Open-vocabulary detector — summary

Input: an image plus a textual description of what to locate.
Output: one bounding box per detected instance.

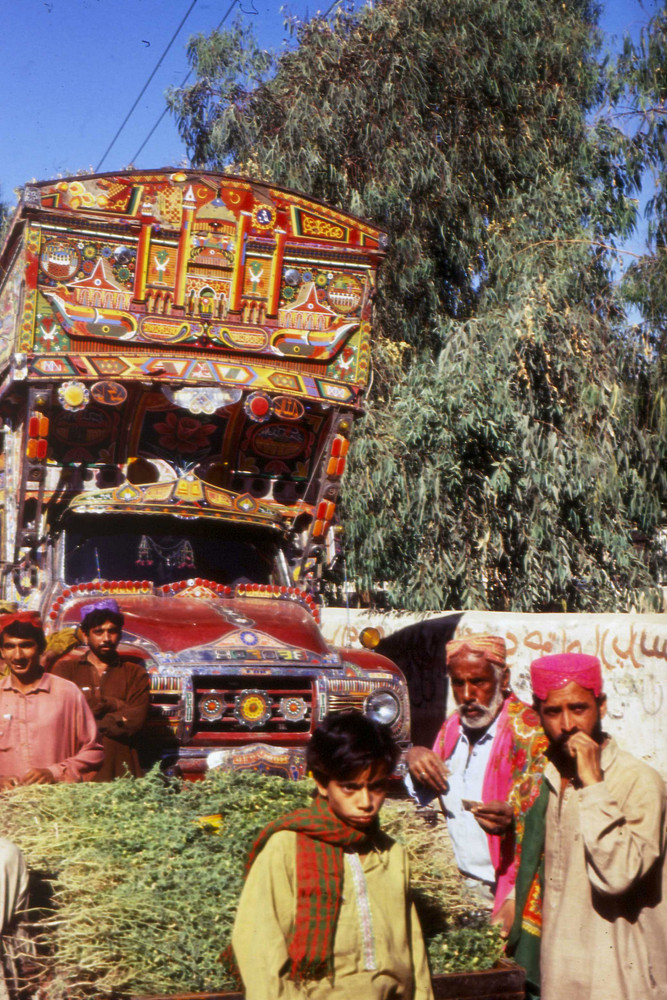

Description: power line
[96,0,200,172]
[322,0,344,17]
[129,0,240,166]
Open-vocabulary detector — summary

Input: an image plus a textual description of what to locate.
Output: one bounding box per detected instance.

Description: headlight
[365,689,400,726]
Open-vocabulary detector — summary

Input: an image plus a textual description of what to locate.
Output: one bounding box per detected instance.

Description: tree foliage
[169,0,663,611]
[610,2,667,582]
[0,191,13,245]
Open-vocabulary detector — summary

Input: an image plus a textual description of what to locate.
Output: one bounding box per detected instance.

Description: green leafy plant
[427,925,505,975]
[0,772,502,997]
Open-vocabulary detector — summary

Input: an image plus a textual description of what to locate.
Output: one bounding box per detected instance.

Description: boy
[232,711,434,999]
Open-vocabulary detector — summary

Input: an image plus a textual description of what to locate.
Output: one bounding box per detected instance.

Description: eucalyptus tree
[613,1,667,585]
[169,0,661,610]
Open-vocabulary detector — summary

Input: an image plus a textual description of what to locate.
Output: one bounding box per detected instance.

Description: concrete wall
[320,608,667,777]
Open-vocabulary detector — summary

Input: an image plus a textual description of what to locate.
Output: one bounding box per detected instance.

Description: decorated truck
[0,169,410,777]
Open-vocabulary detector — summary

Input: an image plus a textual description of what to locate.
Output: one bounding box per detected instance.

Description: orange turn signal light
[359,627,381,649]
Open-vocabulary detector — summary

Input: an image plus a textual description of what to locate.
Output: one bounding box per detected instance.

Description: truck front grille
[191,675,315,736]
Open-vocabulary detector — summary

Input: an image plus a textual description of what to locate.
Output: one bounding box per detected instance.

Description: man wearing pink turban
[509,652,667,1000]
[406,635,547,936]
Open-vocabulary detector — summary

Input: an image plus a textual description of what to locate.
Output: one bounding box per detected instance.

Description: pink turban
[446,634,506,669]
[530,653,603,699]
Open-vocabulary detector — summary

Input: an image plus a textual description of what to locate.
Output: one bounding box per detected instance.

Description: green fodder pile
[0,770,502,998]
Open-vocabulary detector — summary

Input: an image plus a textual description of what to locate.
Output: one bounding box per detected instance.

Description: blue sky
[0,0,310,200]
[0,0,659,257]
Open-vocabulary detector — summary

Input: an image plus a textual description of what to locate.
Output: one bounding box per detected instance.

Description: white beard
[458,685,505,731]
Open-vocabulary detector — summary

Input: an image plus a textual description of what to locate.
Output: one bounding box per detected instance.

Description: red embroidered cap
[0,610,43,633]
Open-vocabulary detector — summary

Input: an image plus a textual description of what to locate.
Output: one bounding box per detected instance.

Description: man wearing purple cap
[51,600,150,781]
[510,652,667,1000]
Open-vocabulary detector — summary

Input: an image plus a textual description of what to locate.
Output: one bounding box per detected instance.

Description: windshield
[63,515,284,587]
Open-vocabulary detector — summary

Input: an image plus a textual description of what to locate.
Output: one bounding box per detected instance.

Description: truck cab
[0,169,409,776]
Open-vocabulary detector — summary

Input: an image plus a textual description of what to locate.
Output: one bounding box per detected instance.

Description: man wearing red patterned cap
[509,652,667,1000]
[0,611,103,786]
[406,634,546,935]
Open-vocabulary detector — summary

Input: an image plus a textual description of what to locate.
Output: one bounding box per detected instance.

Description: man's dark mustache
[551,723,604,748]
[553,731,578,747]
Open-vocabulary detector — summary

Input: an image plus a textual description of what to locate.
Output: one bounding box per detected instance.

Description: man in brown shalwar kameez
[51,599,150,781]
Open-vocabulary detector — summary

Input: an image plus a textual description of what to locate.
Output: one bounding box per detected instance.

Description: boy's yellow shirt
[232,828,434,1000]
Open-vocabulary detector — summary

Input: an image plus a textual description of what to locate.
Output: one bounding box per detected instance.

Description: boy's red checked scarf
[246,795,379,982]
